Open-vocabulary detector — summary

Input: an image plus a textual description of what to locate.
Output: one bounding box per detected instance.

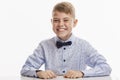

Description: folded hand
[64,70,84,79]
[36,70,57,79]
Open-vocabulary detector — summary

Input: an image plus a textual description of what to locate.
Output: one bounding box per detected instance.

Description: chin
[58,35,66,39]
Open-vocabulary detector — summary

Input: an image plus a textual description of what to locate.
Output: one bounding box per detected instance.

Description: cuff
[81,69,96,77]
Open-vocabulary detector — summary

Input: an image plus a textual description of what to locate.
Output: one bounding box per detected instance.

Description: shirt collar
[54,33,76,43]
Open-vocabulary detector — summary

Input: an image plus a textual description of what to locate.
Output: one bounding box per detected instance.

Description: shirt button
[63,71,65,73]
[64,48,66,50]
[63,59,66,62]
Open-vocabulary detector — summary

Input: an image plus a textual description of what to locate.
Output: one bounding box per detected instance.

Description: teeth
[58,29,65,31]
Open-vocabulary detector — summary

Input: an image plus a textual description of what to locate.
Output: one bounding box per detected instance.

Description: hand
[36,70,57,79]
[64,70,84,79]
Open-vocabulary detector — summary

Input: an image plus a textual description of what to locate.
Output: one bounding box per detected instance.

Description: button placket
[62,70,65,73]
[62,47,67,74]
[63,59,66,62]
[63,47,66,63]
[63,47,66,50]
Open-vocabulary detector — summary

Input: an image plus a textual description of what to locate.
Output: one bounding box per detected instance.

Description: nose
[59,20,64,27]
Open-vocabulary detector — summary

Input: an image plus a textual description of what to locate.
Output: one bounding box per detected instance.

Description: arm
[20,43,45,77]
[82,41,112,77]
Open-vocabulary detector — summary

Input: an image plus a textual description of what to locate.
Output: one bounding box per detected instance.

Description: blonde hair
[52,2,75,18]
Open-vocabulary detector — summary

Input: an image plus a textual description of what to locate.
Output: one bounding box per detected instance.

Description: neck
[58,33,72,41]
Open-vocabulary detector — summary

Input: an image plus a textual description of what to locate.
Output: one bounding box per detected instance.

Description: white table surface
[0,76,112,80]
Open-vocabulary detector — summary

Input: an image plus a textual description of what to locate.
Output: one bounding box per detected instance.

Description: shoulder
[75,37,90,45]
[38,37,56,46]
[74,37,94,50]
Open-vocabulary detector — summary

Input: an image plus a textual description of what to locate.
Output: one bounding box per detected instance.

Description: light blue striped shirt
[20,34,111,77]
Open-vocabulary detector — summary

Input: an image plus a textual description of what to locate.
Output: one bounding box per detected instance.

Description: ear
[51,19,53,24]
[73,19,78,27]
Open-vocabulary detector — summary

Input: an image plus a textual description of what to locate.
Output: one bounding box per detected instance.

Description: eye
[53,19,59,23]
[64,19,69,22]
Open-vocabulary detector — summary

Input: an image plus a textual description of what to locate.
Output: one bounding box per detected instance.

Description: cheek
[52,24,57,32]
[65,23,73,28]
[52,23,58,27]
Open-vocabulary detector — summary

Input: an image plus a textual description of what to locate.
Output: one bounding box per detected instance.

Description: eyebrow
[64,17,70,19]
[53,17,70,19]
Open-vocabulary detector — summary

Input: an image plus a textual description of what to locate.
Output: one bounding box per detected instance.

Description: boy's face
[51,11,78,41]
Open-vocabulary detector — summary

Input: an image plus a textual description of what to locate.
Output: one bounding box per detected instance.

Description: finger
[65,73,73,78]
[46,72,53,79]
[64,73,68,78]
[39,71,47,79]
[44,73,50,79]
[64,70,72,77]
[73,71,82,78]
[70,74,74,78]
[72,74,78,79]
[46,74,51,79]
[64,72,69,78]
[68,71,74,78]
[50,71,57,78]
[69,71,77,79]
[68,72,75,79]
[68,72,74,78]
[74,72,81,79]
[46,70,57,79]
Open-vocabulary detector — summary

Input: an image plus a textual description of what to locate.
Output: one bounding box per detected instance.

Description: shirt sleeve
[81,41,112,77]
[20,43,45,77]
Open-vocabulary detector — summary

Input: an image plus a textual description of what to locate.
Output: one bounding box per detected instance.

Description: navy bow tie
[56,41,72,48]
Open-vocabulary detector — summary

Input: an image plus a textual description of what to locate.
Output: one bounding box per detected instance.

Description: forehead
[52,11,72,19]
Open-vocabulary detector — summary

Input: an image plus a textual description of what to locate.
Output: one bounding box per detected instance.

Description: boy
[20,2,111,79]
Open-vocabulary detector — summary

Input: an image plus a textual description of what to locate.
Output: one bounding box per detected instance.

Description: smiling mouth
[57,28,67,32]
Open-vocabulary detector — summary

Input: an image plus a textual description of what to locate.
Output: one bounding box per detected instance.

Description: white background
[0,0,120,79]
